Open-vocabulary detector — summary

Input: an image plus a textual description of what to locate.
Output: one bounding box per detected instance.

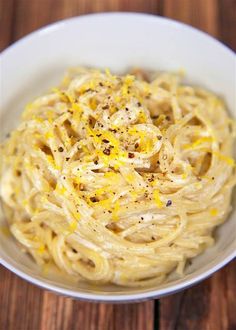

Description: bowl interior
[0,13,235,301]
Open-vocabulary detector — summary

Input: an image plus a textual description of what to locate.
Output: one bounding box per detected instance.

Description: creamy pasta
[0,67,235,287]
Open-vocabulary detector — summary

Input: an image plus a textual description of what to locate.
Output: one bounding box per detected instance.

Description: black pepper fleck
[128,152,135,158]
[103,148,111,156]
[90,197,98,203]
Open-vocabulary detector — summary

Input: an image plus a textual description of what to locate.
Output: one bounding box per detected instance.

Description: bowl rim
[1,12,235,58]
[0,12,235,302]
[1,250,235,302]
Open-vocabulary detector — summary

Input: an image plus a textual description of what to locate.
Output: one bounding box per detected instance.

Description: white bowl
[0,13,235,302]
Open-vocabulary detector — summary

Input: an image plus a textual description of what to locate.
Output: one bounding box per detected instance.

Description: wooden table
[0,1,235,329]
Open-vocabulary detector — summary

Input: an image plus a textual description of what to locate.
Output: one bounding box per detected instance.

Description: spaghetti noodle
[0,67,235,286]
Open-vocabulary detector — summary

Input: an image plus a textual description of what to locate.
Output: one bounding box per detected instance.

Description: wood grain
[159,260,236,330]
[0,0,235,329]
[10,0,162,42]
[163,0,219,36]
[0,0,15,51]
[218,0,236,50]
[0,265,154,330]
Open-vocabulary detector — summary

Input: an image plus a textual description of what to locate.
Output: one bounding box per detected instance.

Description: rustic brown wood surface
[0,0,235,329]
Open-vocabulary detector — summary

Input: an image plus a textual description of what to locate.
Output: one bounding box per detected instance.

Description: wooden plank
[218,0,236,50]
[0,0,15,51]
[159,260,236,330]
[0,265,153,330]
[39,292,153,330]
[0,266,44,330]
[113,301,154,330]
[163,0,219,36]
[11,0,162,42]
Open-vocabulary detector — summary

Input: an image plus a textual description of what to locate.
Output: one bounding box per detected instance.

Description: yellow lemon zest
[55,184,67,195]
[112,200,120,221]
[89,98,98,110]
[46,155,61,170]
[154,114,166,126]
[52,88,73,103]
[153,190,164,208]
[37,244,45,254]
[182,173,188,179]
[69,220,78,232]
[139,111,148,123]
[184,137,214,150]
[210,208,218,216]
[213,152,235,167]
[45,131,54,140]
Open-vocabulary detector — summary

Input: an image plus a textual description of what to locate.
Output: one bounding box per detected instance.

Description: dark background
[0,1,235,329]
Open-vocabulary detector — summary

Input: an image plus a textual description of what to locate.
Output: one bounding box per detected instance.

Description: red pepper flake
[102,139,109,143]
[66,157,70,161]
[103,148,111,155]
[135,142,139,149]
[128,152,135,158]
